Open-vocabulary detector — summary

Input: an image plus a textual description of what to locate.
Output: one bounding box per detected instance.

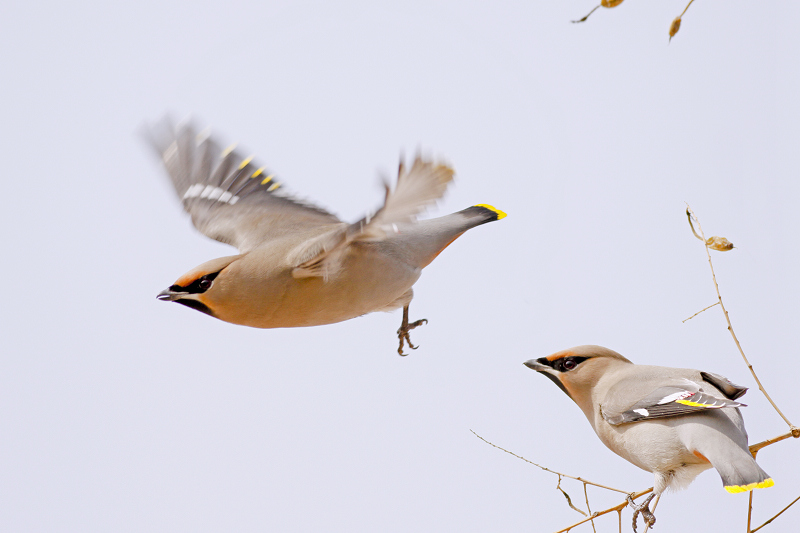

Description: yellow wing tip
[725,478,774,493]
[475,204,507,220]
[676,399,714,407]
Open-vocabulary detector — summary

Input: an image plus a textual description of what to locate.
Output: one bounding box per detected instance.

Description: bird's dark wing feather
[602,382,746,426]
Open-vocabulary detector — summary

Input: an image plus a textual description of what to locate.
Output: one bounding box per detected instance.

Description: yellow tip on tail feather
[725,478,774,493]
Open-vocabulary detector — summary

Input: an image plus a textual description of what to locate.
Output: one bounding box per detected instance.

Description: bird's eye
[198,278,213,291]
[562,359,578,371]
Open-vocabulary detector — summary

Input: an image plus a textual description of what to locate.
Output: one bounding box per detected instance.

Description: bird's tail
[391,204,506,268]
[460,204,507,224]
[707,447,774,493]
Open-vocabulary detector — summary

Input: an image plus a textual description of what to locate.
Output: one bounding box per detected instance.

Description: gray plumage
[524,345,773,529]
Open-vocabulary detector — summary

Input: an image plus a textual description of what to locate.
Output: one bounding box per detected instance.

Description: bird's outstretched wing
[602,377,746,426]
[145,117,343,252]
[292,157,455,279]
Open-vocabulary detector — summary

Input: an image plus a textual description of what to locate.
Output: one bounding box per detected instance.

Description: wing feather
[145,116,342,252]
[292,156,455,278]
[602,384,746,426]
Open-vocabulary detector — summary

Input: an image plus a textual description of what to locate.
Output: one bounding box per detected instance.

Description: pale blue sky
[2,2,799,531]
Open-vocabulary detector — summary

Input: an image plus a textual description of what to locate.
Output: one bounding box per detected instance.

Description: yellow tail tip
[725,478,774,493]
[474,204,506,220]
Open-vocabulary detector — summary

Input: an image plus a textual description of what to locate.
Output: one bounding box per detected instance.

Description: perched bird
[146,117,505,355]
[524,345,773,531]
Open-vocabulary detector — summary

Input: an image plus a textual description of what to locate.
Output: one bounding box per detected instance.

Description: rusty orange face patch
[175,272,201,287]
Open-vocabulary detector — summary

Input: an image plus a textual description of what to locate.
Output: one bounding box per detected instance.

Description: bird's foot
[397,318,428,356]
[627,494,656,532]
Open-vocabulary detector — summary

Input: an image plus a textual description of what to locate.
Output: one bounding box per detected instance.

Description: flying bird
[147,117,505,355]
[524,345,772,531]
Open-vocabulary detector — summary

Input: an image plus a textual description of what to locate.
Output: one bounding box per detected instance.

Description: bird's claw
[397,319,428,356]
[627,494,656,532]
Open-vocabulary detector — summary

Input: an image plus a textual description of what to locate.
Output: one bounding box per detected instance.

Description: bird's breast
[207,244,421,328]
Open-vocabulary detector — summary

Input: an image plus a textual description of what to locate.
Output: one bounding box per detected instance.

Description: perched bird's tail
[702,444,774,493]
[390,204,506,268]
[718,454,774,493]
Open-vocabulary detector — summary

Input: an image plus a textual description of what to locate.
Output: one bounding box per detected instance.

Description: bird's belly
[217,251,421,328]
[275,271,418,327]
[596,420,709,475]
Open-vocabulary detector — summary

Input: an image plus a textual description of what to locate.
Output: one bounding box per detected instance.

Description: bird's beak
[156,288,186,302]
[523,359,550,372]
[523,358,572,399]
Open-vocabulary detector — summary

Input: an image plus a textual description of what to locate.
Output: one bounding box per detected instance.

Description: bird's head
[156,255,242,317]
[524,345,632,404]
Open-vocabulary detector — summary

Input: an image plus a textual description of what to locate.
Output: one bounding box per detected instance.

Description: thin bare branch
[749,430,800,455]
[470,430,630,494]
[679,0,696,19]
[572,4,601,24]
[751,494,800,532]
[686,206,797,431]
[682,301,719,322]
[748,490,755,533]
[553,489,654,533]
[557,475,588,516]
[583,483,597,533]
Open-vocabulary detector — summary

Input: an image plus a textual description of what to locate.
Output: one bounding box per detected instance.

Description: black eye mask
[171,272,220,294]
[536,356,588,373]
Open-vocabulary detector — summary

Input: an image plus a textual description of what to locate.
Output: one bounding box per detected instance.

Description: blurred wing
[602,380,746,426]
[145,116,342,252]
[292,156,454,278]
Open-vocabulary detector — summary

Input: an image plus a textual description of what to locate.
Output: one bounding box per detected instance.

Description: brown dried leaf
[669,16,682,42]
[706,236,735,251]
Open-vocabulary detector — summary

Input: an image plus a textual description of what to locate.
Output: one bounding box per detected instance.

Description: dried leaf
[687,209,734,251]
[706,236,735,251]
[669,17,682,42]
[686,208,704,241]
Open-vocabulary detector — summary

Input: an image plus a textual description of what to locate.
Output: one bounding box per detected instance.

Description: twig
[572,4,600,24]
[553,489,654,533]
[472,430,658,532]
[686,206,797,431]
[679,0,696,19]
[583,483,597,533]
[470,430,630,494]
[749,431,799,455]
[557,474,588,516]
[751,494,800,532]
[682,301,719,322]
[748,434,800,532]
